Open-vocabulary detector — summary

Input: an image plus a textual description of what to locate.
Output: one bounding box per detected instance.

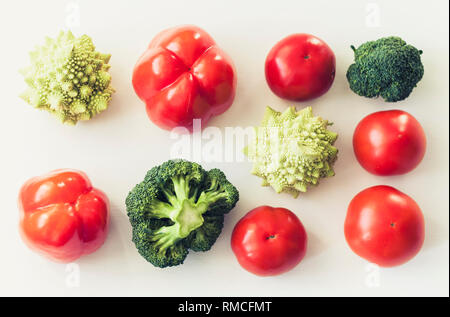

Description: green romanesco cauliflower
[244,106,338,197]
[20,31,115,124]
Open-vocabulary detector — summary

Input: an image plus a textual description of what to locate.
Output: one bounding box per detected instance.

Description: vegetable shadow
[303,230,326,261]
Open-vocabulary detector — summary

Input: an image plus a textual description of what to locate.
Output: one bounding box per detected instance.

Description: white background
[0,0,448,297]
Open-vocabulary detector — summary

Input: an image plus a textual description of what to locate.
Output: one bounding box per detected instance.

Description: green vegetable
[244,106,338,197]
[20,31,115,124]
[126,159,239,268]
[346,36,424,102]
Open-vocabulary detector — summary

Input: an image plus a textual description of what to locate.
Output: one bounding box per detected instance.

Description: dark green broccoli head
[198,169,239,215]
[346,36,424,102]
[125,159,239,268]
[131,220,189,268]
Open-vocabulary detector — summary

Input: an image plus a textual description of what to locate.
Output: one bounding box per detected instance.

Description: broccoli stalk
[149,174,229,250]
[126,160,239,268]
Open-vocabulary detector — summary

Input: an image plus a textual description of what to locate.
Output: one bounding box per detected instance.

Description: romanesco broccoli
[244,106,338,197]
[20,31,115,124]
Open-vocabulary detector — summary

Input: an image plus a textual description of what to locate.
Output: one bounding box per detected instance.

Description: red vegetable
[344,185,425,267]
[132,25,237,132]
[18,169,109,262]
[231,206,307,276]
[265,33,335,101]
[353,110,426,176]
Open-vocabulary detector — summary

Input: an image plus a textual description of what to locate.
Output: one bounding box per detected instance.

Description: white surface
[0,0,448,297]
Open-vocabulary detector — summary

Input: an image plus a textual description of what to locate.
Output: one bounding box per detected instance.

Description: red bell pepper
[18,169,109,262]
[132,25,237,132]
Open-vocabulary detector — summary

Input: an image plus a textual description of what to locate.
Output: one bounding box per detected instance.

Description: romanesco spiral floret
[20,31,114,124]
[244,106,338,197]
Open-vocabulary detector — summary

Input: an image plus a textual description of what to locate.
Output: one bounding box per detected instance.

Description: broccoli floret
[20,31,115,124]
[126,159,239,268]
[198,169,239,216]
[244,106,338,198]
[346,36,424,102]
[186,215,224,252]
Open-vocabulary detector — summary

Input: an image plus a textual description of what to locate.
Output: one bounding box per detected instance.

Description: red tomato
[265,33,336,101]
[18,169,109,262]
[344,185,425,267]
[353,110,426,176]
[132,25,237,132]
[231,206,307,276]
